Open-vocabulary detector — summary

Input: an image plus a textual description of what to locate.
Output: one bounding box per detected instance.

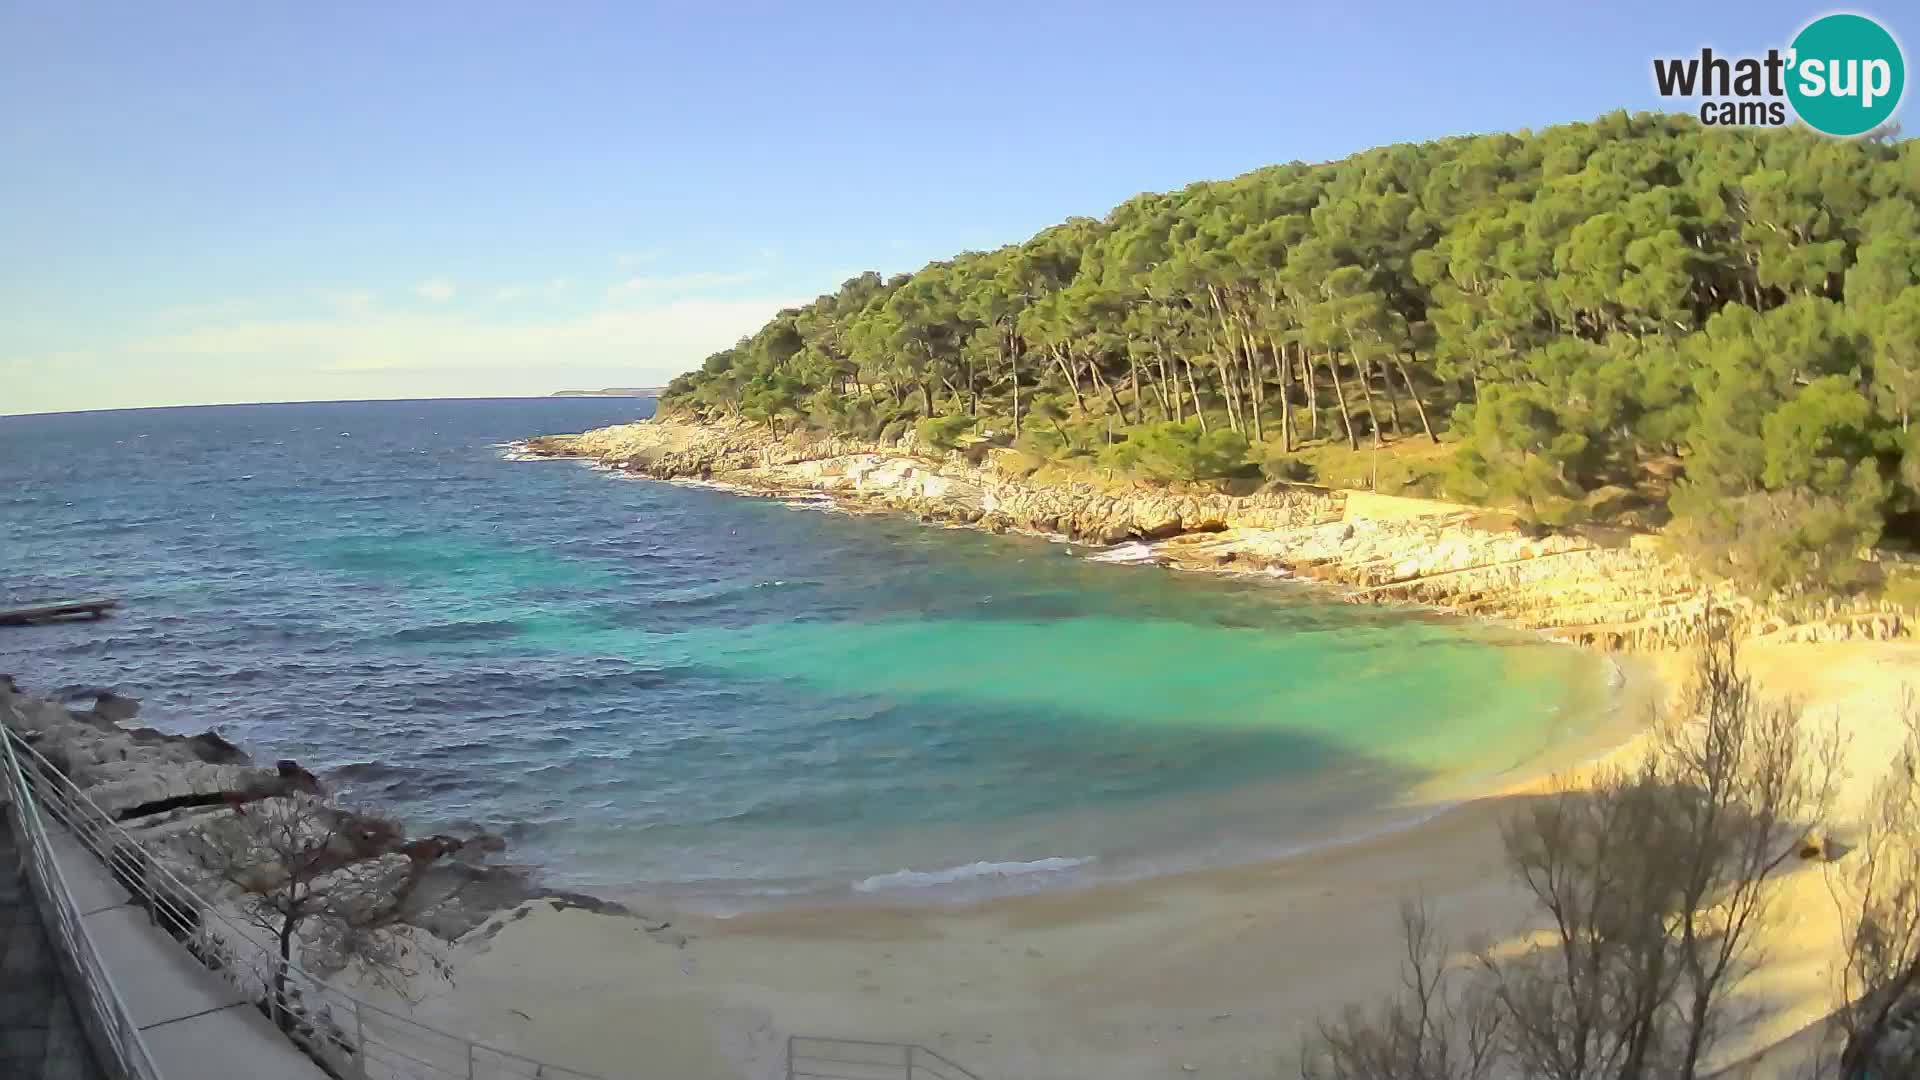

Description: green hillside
[663,112,1920,596]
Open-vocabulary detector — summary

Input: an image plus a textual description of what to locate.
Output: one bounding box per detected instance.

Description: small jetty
[0,599,119,626]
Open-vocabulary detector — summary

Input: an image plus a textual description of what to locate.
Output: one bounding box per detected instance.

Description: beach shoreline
[528,572,1649,920]
[411,641,1914,1080]
[450,418,1920,1078]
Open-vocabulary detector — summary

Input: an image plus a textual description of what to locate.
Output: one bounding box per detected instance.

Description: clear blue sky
[2,1,1911,414]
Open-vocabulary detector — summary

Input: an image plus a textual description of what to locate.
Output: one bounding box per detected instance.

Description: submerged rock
[183,730,249,765]
[87,689,142,723]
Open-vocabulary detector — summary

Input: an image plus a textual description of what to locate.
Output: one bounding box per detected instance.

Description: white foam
[665,477,761,496]
[495,441,570,463]
[1084,540,1161,565]
[852,856,1094,893]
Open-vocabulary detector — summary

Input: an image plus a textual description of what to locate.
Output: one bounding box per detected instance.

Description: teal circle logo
[1787,13,1905,136]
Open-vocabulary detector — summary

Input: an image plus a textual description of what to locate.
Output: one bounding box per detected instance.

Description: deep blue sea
[0,399,1608,908]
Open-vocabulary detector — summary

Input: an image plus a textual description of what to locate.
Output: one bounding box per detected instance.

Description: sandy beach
[386,641,1920,1080]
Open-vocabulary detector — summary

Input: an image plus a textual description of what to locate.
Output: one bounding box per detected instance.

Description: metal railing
[787,1036,982,1080]
[1,721,164,1080]
[2,724,606,1080]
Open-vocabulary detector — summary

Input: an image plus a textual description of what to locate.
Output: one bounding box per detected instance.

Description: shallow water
[0,399,1608,906]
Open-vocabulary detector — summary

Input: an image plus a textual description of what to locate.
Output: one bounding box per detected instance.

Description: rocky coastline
[0,678,622,950]
[521,416,1913,651]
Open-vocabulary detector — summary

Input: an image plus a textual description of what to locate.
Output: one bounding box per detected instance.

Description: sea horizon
[0,392,659,421]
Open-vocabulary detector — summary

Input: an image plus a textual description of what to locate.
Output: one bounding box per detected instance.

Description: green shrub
[1262,454,1316,484]
[915,414,975,450]
[1109,421,1251,483]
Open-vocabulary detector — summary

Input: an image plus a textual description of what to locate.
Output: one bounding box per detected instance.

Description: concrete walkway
[46,827,328,1080]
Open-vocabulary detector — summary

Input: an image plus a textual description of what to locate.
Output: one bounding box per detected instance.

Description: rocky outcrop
[0,684,603,943]
[515,417,1914,651]
[1155,521,1735,649]
[524,418,1344,544]
[5,691,317,815]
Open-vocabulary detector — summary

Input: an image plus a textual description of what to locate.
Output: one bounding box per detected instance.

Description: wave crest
[852,856,1094,893]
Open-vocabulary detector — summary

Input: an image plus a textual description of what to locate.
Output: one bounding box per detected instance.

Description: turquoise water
[0,399,1607,906]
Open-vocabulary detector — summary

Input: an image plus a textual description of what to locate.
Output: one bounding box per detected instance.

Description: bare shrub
[1300,899,1502,1080]
[192,794,442,1029]
[1301,614,1835,1079]
[1829,690,1920,1076]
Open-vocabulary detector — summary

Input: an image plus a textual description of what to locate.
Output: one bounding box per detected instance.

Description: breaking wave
[853,856,1095,893]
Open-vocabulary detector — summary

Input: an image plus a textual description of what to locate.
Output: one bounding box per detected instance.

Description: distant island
[550,387,664,398]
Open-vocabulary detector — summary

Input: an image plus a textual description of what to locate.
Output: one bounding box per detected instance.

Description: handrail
[0,721,164,1080]
[787,1036,982,1080]
[2,723,608,1080]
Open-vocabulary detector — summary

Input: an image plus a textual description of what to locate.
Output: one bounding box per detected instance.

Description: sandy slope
[405,642,1920,1080]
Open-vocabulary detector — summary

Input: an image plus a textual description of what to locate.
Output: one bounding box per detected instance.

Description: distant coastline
[549,386,664,398]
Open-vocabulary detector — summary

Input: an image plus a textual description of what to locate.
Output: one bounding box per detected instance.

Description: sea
[0,398,1613,910]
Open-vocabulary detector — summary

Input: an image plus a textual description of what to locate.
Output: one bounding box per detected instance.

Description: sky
[2,1,1913,415]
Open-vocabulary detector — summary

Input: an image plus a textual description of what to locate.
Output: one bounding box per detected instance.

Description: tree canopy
[662,113,1920,596]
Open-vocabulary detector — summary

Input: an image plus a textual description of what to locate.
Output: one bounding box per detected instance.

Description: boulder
[88,690,141,724]
[184,731,249,766]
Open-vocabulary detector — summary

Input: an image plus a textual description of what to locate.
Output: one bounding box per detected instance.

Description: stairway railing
[1,720,163,1080]
[2,723,606,1080]
[787,1035,982,1080]
[7,718,992,1080]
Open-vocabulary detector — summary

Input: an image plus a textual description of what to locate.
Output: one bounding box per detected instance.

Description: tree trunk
[1241,329,1264,443]
[1270,336,1293,453]
[1090,362,1125,419]
[1156,352,1179,421]
[1678,982,1714,1080]
[1203,326,1240,433]
[1374,357,1403,436]
[1212,352,1242,434]
[1010,341,1021,437]
[1349,351,1383,448]
[1393,353,1438,443]
[1300,345,1320,439]
[1323,351,1358,450]
[920,381,934,417]
[1163,357,1178,421]
[1126,353,1145,425]
[1050,345,1087,412]
[1182,357,1208,433]
[1617,942,1670,1080]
